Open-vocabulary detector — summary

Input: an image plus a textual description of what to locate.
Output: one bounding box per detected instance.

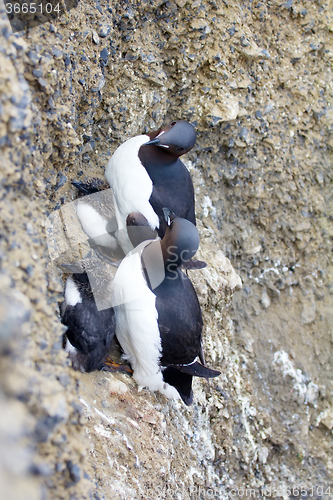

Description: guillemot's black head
[144,120,196,158]
[161,208,199,269]
[140,209,200,290]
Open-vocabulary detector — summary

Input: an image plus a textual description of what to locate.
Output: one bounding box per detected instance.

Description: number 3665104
[5,3,61,14]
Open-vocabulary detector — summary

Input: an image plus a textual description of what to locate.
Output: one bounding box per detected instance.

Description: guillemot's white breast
[105,134,160,254]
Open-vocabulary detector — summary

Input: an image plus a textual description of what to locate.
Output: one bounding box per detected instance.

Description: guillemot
[105,120,196,254]
[60,272,131,374]
[112,209,220,405]
[60,273,115,372]
[59,211,158,373]
[73,120,206,268]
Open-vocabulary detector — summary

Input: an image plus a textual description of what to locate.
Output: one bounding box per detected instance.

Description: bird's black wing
[62,302,115,371]
[156,274,203,366]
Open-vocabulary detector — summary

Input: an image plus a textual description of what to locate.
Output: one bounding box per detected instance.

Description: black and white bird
[59,212,157,373]
[60,273,116,372]
[112,209,220,405]
[73,120,205,267]
[105,120,197,254]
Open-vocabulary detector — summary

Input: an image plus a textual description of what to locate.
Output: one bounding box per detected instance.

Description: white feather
[64,337,85,372]
[64,337,77,355]
[76,202,118,249]
[65,276,82,306]
[105,135,160,254]
[112,242,179,400]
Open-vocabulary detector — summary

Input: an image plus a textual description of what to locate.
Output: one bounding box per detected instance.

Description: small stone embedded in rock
[99,48,108,62]
[240,127,249,143]
[55,173,67,190]
[92,30,100,44]
[34,415,64,443]
[98,25,111,37]
[30,463,53,476]
[316,408,333,430]
[9,110,28,132]
[66,461,81,483]
[145,66,167,87]
[24,264,34,277]
[228,25,236,36]
[235,39,271,60]
[64,55,71,67]
[38,78,48,88]
[32,69,43,78]
[107,377,128,395]
[57,374,71,388]
[90,76,105,92]
[13,40,27,52]
[140,52,157,64]
[48,97,56,108]
[52,47,63,58]
[240,36,250,47]
[191,18,210,32]
[206,98,239,125]
[258,446,269,464]
[261,288,271,308]
[310,42,321,51]
[28,51,40,64]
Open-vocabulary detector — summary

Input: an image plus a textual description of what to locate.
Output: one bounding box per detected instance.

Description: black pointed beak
[145,138,161,146]
[162,207,172,225]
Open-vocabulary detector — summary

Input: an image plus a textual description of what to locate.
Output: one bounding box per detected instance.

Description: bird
[105,120,196,253]
[59,211,158,373]
[60,272,131,374]
[112,209,220,405]
[73,120,206,267]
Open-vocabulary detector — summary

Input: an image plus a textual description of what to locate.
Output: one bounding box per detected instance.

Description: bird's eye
[171,122,176,127]
[177,147,183,151]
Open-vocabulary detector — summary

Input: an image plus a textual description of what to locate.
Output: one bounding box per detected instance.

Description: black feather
[162,367,193,406]
[61,273,115,372]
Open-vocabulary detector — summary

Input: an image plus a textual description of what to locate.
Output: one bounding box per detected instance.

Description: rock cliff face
[0,0,332,498]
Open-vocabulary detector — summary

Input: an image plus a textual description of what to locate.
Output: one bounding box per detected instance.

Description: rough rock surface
[0,0,332,499]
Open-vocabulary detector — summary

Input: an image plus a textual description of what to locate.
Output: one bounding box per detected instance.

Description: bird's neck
[138,145,178,179]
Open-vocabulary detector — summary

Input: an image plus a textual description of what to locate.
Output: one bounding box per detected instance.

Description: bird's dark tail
[173,361,221,378]
[72,178,108,195]
[180,258,207,270]
[162,367,193,406]
[163,362,220,405]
